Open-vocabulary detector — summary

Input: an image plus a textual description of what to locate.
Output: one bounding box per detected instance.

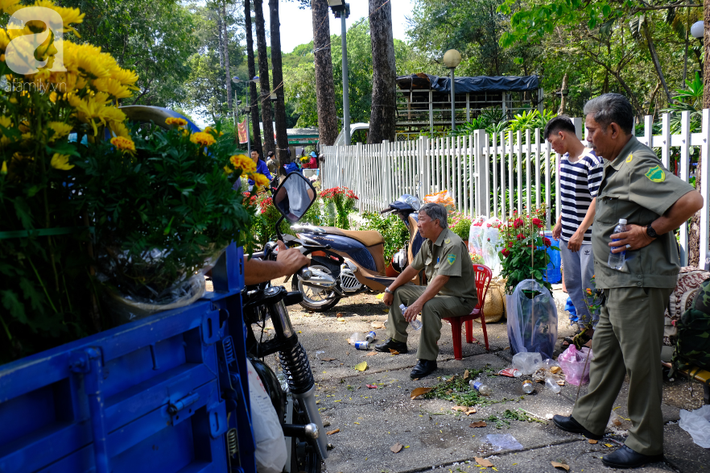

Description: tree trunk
[244,0,262,154]
[253,0,275,156]
[642,19,672,105]
[269,0,289,167]
[368,0,397,144]
[311,0,338,146]
[220,1,233,112]
[557,73,568,116]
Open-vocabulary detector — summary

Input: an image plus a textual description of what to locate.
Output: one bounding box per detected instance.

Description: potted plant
[0,1,262,360]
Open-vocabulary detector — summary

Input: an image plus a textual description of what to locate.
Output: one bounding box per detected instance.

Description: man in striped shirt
[546,117,604,342]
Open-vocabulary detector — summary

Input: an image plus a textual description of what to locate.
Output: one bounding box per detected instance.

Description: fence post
[356,142,363,212]
[382,140,391,208]
[701,110,710,269]
[661,113,671,169]
[419,136,428,198]
[680,111,691,266]
[525,129,531,212]
[516,130,523,214]
[535,128,541,209]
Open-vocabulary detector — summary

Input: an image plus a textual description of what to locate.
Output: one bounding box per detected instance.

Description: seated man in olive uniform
[375,203,478,379]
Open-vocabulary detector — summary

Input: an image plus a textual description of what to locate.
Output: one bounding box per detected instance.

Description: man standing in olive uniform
[375,203,478,379]
[553,94,703,469]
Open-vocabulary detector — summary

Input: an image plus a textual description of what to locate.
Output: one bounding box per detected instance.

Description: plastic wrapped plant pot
[506,279,558,359]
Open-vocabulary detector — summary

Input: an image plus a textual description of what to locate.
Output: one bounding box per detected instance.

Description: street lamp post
[232,75,259,155]
[443,49,462,132]
[328,0,350,146]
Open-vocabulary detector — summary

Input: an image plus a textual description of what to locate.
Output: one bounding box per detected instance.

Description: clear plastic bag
[246,359,288,473]
[506,279,558,360]
[467,217,502,276]
[558,345,593,386]
[679,405,710,448]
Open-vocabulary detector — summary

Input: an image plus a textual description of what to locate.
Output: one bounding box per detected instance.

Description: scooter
[241,173,333,473]
[289,194,426,311]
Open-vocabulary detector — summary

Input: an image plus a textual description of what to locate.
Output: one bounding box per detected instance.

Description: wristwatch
[384,287,393,294]
[646,224,658,239]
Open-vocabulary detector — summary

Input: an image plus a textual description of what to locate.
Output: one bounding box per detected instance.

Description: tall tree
[244,0,262,153]
[253,0,276,155]
[269,0,290,165]
[368,0,397,143]
[311,0,338,146]
[218,1,234,112]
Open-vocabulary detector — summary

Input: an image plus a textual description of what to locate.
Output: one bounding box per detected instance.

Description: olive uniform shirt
[410,228,478,304]
[593,136,696,289]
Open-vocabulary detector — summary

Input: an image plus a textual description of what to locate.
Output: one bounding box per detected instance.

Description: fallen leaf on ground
[353,361,368,372]
[390,443,403,453]
[366,352,378,357]
[588,439,598,444]
[326,429,340,435]
[375,293,385,300]
[556,379,565,386]
[469,421,487,428]
[389,349,400,355]
[371,321,386,329]
[366,384,377,389]
[336,317,346,322]
[604,443,614,448]
[321,357,336,362]
[550,366,562,374]
[463,369,470,380]
[474,457,493,467]
[410,387,433,399]
[452,406,477,415]
[551,461,569,471]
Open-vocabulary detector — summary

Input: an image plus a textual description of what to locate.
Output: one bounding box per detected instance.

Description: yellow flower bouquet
[0,1,260,361]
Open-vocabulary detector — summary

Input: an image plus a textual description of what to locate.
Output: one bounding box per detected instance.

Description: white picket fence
[321,111,710,268]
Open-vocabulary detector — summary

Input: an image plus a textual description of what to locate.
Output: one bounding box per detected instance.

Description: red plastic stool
[442,264,493,360]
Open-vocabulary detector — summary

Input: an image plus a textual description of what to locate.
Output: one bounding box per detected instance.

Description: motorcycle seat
[319,227,384,247]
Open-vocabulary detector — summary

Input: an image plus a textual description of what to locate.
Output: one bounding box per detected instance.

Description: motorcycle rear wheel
[289,398,323,473]
[293,264,340,312]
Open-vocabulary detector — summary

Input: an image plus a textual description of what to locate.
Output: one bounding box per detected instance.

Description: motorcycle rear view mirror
[273,172,317,224]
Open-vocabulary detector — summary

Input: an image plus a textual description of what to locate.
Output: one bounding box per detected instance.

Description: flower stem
[27,256,59,313]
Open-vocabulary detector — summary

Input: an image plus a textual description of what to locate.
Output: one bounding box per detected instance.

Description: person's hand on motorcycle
[275,241,309,276]
[243,241,309,286]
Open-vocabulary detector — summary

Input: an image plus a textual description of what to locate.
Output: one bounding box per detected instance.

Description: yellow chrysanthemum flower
[34,0,85,35]
[223,165,234,175]
[47,121,72,141]
[165,117,188,127]
[50,153,74,170]
[111,67,139,87]
[230,154,256,173]
[250,172,270,188]
[0,117,13,147]
[204,126,224,137]
[1,161,7,175]
[110,121,130,138]
[69,92,126,133]
[0,0,21,15]
[190,132,216,147]
[93,77,133,99]
[110,136,136,154]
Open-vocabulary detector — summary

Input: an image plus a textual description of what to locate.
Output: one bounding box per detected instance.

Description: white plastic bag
[506,279,558,360]
[679,405,710,448]
[467,217,502,276]
[246,359,287,473]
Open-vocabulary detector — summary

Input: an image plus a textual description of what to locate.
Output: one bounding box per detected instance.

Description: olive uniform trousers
[388,284,475,361]
[572,286,672,456]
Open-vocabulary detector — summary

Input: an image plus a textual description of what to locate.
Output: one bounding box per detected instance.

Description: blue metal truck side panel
[0,243,254,473]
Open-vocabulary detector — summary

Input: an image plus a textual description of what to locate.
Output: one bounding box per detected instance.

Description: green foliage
[449,211,473,241]
[72,123,254,301]
[359,212,410,263]
[422,370,506,407]
[319,187,359,229]
[508,109,556,133]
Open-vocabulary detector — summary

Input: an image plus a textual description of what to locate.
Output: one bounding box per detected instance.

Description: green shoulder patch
[447,253,456,265]
[645,165,665,183]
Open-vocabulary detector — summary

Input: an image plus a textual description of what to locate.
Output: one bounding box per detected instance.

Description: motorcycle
[289,194,426,311]
[241,172,333,473]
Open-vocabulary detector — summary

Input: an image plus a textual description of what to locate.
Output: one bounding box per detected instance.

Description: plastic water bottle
[469,378,492,396]
[608,218,628,270]
[545,376,562,394]
[400,304,422,330]
[365,331,376,343]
